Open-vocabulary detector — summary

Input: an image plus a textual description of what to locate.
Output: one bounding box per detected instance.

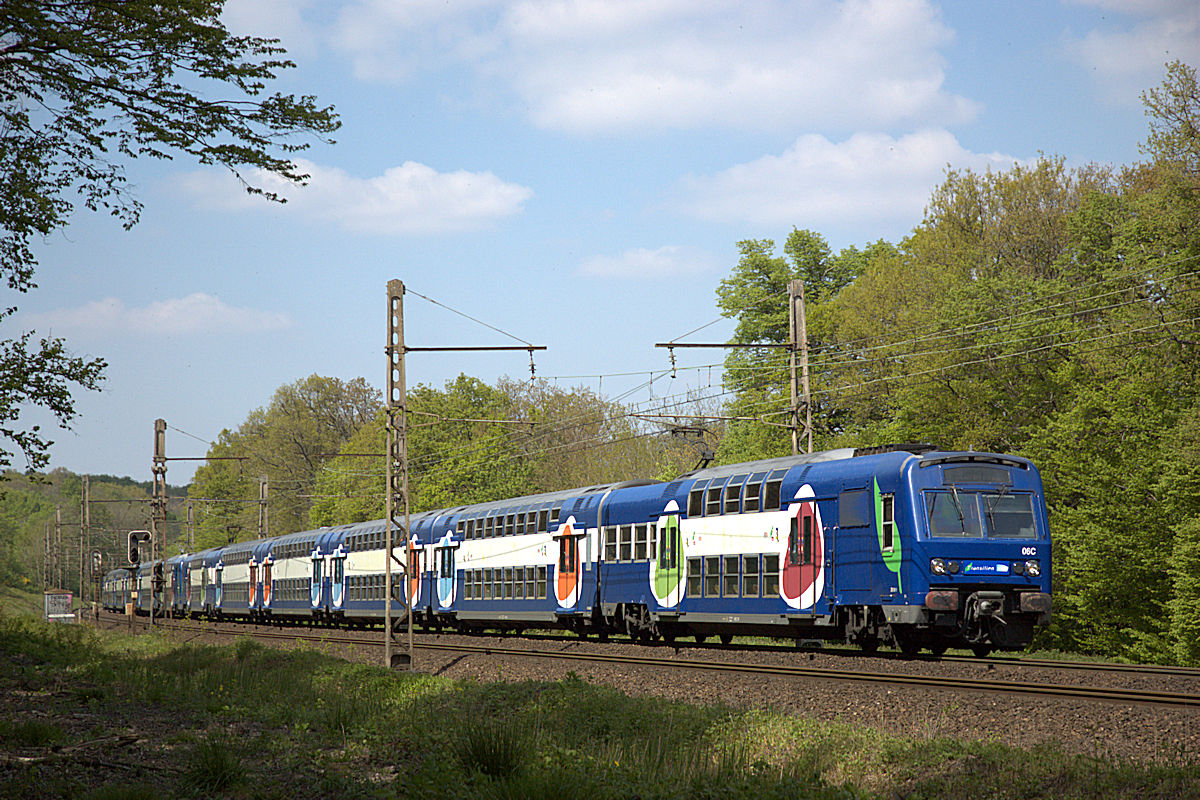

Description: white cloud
[26,294,293,337]
[180,159,533,235]
[673,129,1020,229]
[1065,2,1200,102]
[578,245,718,279]
[223,0,319,58]
[332,0,977,134]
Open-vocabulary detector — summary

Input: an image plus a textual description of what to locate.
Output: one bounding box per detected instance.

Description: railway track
[109,614,1200,710]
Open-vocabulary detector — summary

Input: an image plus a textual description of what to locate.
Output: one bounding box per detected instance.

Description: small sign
[43,591,75,624]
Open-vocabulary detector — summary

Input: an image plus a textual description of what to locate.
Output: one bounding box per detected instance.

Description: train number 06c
[1021,546,1037,556]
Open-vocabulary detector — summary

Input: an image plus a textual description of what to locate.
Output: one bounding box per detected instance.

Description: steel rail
[133,617,1200,709]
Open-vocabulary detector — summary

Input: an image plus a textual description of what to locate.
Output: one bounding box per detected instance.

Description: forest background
[3,61,1198,667]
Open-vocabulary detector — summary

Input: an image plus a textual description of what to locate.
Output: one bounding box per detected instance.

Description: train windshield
[925,490,1037,539]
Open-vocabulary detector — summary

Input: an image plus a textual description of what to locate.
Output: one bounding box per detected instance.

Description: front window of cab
[925,490,1037,539]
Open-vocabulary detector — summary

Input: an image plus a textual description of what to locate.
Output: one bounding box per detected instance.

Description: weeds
[455,718,529,777]
[0,717,66,747]
[183,731,245,794]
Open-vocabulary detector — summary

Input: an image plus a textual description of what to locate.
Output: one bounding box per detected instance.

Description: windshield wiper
[949,485,966,531]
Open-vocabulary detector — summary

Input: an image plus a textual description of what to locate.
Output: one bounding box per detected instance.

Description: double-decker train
[103,444,1051,656]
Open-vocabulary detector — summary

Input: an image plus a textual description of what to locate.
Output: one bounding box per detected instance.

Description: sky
[8,0,1200,485]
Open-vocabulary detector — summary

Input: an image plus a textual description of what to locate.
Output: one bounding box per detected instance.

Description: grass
[0,607,1197,799]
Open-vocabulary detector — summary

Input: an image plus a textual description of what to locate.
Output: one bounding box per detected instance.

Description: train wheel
[719,633,733,645]
[970,644,992,658]
[694,634,707,644]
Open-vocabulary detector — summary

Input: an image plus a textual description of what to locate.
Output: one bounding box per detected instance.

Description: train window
[765,479,783,511]
[788,517,800,565]
[706,484,724,516]
[744,482,761,513]
[525,566,536,598]
[634,524,648,561]
[704,556,720,597]
[538,509,549,532]
[501,567,510,599]
[926,491,983,537]
[514,567,524,599]
[504,513,514,536]
[647,522,657,562]
[802,515,814,564]
[724,483,740,514]
[550,507,561,528]
[537,565,548,599]
[619,526,633,561]
[686,557,702,597]
[526,512,537,534]
[725,477,746,513]
[483,568,492,600]
[603,527,618,561]
[944,465,1012,486]
[688,482,706,517]
[762,554,780,597]
[723,555,740,597]
[880,494,895,551]
[983,493,1037,538]
[839,489,871,527]
[743,555,760,597]
[457,520,465,535]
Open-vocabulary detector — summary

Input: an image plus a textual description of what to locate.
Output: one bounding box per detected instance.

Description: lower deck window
[704,556,720,597]
[762,554,780,597]
[743,555,760,597]
[686,557,702,597]
[723,555,740,597]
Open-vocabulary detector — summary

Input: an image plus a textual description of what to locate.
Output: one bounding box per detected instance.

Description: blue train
[102,445,1052,656]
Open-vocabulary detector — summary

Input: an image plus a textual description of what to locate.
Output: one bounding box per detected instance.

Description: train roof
[677,443,937,482]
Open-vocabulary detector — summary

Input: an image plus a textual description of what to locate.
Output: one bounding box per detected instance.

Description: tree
[190,376,379,544]
[1141,60,1200,179]
[713,231,867,463]
[0,0,339,474]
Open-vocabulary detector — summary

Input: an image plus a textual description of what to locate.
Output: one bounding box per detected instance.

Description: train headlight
[930,558,948,576]
[1025,560,1041,577]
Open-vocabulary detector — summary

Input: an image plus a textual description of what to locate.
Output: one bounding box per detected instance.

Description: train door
[330,546,345,611]
[201,562,210,612]
[651,501,685,609]
[554,516,584,611]
[436,539,459,609]
[310,546,325,612]
[407,542,422,610]
[262,556,274,610]
[214,560,224,609]
[248,559,259,611]
[783,486,826,614]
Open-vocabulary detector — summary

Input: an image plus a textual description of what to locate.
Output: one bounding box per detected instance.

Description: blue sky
[9,0,1199,484]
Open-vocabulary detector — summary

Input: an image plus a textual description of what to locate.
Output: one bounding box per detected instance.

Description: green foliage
[0,0,339,475]
[713,232,890,462]
[183,732,246,794]
[455,718,530,777]
[311,375,690,525]
[713,63,1200,664]
[190,374,380,543]
[4,615,1199,799]
[0,716,66,747]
